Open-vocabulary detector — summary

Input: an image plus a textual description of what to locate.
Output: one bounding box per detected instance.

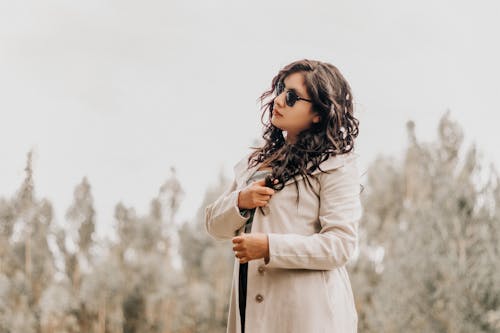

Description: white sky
[1,0,499,241]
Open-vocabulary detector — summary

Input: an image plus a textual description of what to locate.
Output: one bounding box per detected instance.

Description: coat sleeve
[264,156,362,270]
[204,164,252,241]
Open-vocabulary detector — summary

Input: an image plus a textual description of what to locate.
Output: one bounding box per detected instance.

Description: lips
[274,109,283,117]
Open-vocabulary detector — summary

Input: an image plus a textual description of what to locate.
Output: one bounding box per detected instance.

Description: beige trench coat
[204,151,362,333]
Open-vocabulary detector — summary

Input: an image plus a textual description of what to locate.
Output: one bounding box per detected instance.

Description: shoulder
[315,151,359,174]
[318,152,360,202]
[317,151,361,191]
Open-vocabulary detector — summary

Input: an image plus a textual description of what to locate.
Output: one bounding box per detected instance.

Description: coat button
[257,265,265,274]
[255,294,264,303]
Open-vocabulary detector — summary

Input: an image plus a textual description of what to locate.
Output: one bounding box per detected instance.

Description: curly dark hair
[247,59,360,206]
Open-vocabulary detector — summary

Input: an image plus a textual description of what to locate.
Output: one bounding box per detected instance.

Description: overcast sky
[1,0,499,240]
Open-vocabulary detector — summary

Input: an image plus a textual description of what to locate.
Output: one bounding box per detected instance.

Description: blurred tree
[178,168,234,332]
[351,111,500,332]
[0,150,56,332]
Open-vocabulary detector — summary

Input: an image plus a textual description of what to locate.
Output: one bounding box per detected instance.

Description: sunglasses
[274,81,313,107]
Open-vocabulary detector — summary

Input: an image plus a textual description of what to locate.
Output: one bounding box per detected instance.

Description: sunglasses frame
[275,81,313,107]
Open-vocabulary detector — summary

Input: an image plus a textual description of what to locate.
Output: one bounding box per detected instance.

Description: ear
[312,114,321,123]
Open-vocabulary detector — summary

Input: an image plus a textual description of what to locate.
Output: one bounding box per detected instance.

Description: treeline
[0,112,499,332]
[352,112,500,332]
[0,155,231,332]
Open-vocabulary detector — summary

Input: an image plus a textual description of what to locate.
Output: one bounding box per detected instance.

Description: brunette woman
[205,59,362,333]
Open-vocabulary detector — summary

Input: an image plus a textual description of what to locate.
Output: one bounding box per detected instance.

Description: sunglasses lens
[286,91,297,107]
[275,81,284,96]
[275,81,301,107]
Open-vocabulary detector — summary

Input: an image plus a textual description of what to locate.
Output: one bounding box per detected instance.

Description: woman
[205,59,362,333]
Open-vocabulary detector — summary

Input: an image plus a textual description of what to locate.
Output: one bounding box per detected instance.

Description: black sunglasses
[275,81,313,107]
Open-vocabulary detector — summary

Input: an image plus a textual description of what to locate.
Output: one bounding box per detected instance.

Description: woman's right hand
[237,178,278,210]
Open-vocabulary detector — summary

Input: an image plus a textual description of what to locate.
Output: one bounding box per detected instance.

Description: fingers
[233,235,246,260]
[255,186,275,195]
[233,233,250,242]
[252,186,274,207]
[232,234,251,263]
[233,245,248,262]
[253,195,272,208]
[255,177,280,186]
[239,257,249,264]
[253,179,276,193]
[233,244,245,251]
[256,200,269,207]
[251,194,271,207]
[235,251,249,263]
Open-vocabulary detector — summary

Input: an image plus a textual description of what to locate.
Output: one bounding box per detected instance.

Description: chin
[271,123,285,132]
[271,117,285,130]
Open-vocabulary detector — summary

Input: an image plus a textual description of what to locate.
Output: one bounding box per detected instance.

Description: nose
[273,92,285,109]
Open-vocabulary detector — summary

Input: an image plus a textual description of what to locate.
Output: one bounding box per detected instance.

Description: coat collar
[233,151,358,188]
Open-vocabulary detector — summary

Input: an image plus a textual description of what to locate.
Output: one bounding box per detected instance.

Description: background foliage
[1,112,498,332]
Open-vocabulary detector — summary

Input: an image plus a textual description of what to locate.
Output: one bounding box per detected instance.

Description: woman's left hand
[232,233,270,264]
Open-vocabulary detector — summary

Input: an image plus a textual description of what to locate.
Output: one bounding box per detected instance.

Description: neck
[285,132,297,145]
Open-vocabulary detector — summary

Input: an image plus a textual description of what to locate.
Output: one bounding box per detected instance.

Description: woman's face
[271,72,320,144]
